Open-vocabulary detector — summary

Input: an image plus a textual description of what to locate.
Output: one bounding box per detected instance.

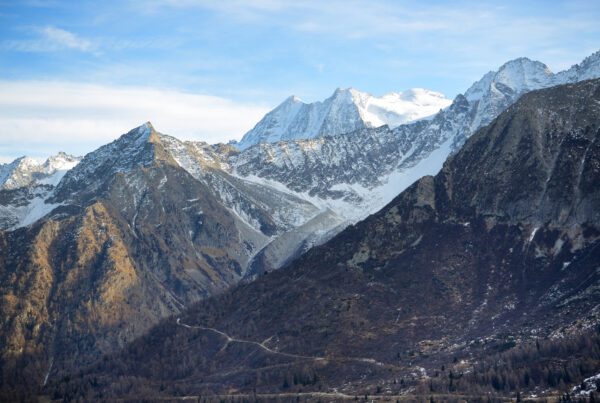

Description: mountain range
[235,87,452,150]
[51,76,600,401]
[0,51,599,400]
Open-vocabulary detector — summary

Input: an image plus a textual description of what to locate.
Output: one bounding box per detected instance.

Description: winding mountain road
[175,318,402,370]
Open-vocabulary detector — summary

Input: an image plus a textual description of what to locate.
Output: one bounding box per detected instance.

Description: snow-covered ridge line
[238,51,600,152]
[236,86,452,150]
[1,51,599,233]
[232,50,600,210]
[0,152,80,190]
[0,151,81,229]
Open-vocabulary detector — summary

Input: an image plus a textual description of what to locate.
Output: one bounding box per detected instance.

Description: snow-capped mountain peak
[0,153,80,190]
[494,57,552,90]
[357,88,452,127]
[465,57,553,102]
[0,151,81,230]
[233,50,600,227]
[237,86,452,149]
[51,122,165,202]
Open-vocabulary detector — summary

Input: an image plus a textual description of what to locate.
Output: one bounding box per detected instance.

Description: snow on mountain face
[0,126,159,230]
[231,99,469,222]
[236,87,452,149]
[464,57,556,130]
[0,121,340,274]
[0,157,39,189]
[463,52,600,131]
[38,152,81,186]
[555,50,600,83]
[0,152,80,229]
[2,51,599,260]
[357,88,453,127]
[53,123,155,202]
[0,152,80,190]
[157,132,325,233]
[232,51,600,224]
[465,58,553,102]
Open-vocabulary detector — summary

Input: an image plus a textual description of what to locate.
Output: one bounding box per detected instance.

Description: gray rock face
[3,52,599,234]
[439,80,600,228]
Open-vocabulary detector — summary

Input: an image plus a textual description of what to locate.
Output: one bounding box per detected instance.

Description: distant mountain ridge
[3,52,599,232]
[230,51,600,220]
[0,152,80,229]
[1,52,599,265]
[0,152,80,191]
[236,52,600,152]
[235,87,452,150]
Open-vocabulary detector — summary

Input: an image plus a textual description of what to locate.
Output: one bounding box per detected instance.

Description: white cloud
[0,26,94,53]
[41,26,92,51]
[0,81,270,160]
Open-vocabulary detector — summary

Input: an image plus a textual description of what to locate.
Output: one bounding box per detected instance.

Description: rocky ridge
[236,87,452,150]
[229,52,600,216]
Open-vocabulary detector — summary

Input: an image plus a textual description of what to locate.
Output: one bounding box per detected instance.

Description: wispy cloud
[0,24,179,57]
[139,0,600,72]
[0,26,93,53]
[0,81,270,160]
[41,26,92,51]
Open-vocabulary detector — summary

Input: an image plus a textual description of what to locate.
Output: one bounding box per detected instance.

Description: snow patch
[12,197,62,229]
[572,372,600,396]
[529,227,539,242]
[238,87,451,149]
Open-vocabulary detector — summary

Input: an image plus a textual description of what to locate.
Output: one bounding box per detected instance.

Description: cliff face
[53,79,600,399]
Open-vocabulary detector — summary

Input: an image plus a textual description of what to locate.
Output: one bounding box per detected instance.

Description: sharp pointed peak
[11,155,28,163]
[328,87,365,102]
[119,121,160,144]
[137,121,155,135]
[272,95,304,110]
[332,86,359,95]
[42,152,81,170]
[14,155,40,166]
[285,95,303,103]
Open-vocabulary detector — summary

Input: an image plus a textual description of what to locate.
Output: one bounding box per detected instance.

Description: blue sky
[0,0,599,161]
